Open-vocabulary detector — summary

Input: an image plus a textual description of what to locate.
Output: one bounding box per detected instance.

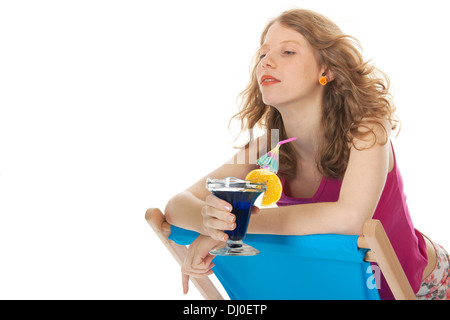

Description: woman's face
[256,22,324,109]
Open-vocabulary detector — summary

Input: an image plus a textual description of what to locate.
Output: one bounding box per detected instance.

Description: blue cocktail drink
[206,177,266,256]
[212,190,261,241]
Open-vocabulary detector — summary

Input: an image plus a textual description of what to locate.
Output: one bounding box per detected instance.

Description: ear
[320,67,335,82]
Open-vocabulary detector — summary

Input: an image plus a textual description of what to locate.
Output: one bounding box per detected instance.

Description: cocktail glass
[206,177,266,256]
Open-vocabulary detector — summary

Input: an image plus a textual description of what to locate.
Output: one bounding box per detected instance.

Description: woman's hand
[201,193,260,241]
[181,234,223,294]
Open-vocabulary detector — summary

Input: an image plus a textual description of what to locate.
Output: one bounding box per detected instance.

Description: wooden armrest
[145,208,224,300]
[362,219,416,300]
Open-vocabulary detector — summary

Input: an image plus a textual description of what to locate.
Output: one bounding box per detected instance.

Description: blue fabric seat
[169,225,380,300]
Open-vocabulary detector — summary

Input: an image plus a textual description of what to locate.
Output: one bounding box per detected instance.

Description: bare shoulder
[348,118,394,173]
[352,118,392,150]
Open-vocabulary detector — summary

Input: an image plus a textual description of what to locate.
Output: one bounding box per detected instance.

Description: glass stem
[227,240,243,249]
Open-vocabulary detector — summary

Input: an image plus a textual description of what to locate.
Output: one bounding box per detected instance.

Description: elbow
[164,194,178,225]
[338,204,372,236]
[346,216,366,236]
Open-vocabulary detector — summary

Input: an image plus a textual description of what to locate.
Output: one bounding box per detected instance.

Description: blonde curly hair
[231,8,399,180]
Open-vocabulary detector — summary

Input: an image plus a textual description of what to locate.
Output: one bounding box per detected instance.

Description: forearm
[247,202,366,236]
[164,191,207,235]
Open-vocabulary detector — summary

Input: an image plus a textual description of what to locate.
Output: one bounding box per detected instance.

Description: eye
[283,51,296,55]
[259,53,267,60]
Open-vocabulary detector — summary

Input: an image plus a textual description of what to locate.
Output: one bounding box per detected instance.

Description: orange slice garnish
[245,169,282,207]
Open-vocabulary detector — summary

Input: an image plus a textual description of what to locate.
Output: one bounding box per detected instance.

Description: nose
[260,53,275,69]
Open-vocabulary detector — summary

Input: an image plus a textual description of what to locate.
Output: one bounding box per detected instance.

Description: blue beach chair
[146,208,416,300]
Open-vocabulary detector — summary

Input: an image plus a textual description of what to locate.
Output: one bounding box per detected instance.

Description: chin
[262,99,286,111]
[262,96,282,108]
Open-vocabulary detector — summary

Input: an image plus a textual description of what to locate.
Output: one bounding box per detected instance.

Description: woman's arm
[164,135,266,235]
[164,190,210,234]
[248,124,392,236]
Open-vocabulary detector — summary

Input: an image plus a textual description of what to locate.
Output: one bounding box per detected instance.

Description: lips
[260,75,281,86]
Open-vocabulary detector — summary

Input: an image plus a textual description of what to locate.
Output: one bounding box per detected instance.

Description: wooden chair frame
[146,207,416,300]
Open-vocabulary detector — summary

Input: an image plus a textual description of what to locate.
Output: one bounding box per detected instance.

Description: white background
[1,0,449,300]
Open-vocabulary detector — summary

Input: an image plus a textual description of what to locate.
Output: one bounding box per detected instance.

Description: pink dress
[276,143,428,299]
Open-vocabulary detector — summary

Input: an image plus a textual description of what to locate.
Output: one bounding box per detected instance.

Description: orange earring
[319,76,328,85]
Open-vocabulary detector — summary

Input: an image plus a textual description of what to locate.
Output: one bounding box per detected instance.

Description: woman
[164,9,449,300]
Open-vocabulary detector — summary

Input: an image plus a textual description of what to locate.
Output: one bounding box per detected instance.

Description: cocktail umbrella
[257,137,297,174]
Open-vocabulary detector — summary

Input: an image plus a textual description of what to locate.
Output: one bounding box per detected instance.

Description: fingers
[202,254,215,269]
[182,272,189,294]
[182,265,215,279]
[182,269,215,295]
[181,235,223,294]
[202,211,233,241]
[209,230,229,242]
[202,220,230,241]
[183,266,215,278]
[202,206,235,229]
[205,193,232,213]
[182,256,215,276]
[204,194,235,221]
[202,194,236,241]
[182,257,215,294]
